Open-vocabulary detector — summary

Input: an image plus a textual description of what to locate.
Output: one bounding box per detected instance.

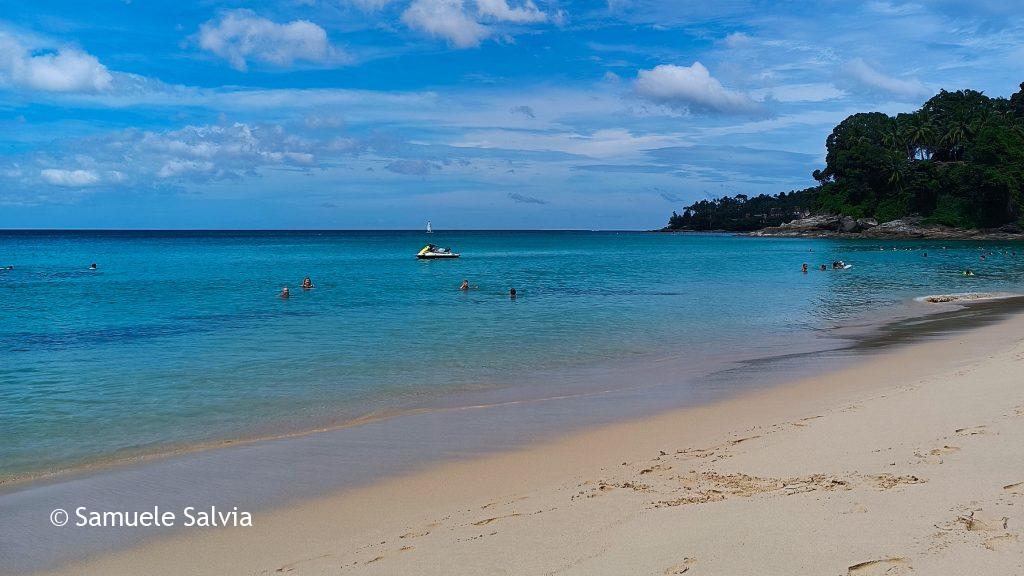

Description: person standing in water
[280,286,291,299]
[509,287,517,299]
[301,276,314,290]
[459,279,469,291]
[802,263,808,273]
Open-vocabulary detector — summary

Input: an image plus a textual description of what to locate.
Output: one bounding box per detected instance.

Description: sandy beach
[33,307,1024,576]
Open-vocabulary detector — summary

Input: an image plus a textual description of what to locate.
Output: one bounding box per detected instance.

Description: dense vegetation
[666,82,1024,231]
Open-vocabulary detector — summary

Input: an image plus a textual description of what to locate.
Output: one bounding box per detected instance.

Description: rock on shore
[750,215,1024,240]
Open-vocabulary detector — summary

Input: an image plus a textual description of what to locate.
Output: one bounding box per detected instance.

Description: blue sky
[2,0,1023,229]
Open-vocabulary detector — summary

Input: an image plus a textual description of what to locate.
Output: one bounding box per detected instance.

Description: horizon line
[0,227,663,233]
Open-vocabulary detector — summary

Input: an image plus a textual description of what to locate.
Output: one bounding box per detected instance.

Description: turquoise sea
[2,230,1024,481]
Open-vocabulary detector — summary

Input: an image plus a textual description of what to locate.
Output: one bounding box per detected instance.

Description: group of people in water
[280,276,516,297]
[800,245,1019,277]
[279,276,315,299]
[802,261,848,273]
[280,276,517,299]
[462,279,516,298]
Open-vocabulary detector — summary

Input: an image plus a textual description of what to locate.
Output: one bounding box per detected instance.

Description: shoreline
[4,298,1022,575]
[2,293,1015,491]
[34,300,1024,575]
[659,228,1024,240]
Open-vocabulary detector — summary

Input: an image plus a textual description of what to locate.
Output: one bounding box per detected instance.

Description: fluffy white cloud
[842,58,929,98]
[196,10,347,71]
[721,31,752,48]
[0,30,112,92]
[401,0,549,48]
[402,0,490,48]
[635,62,763,115]
[39,168,102,186]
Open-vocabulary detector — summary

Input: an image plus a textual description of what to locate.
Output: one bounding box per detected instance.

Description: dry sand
[43,312,1024,575]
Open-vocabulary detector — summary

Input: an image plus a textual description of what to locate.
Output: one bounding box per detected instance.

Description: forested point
[665,82,1024,232]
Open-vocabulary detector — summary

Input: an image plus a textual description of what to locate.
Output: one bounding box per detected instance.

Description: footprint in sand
[678,448,715,459]
[958,512,1008,533]
[1003,481,1024,495]
[472,512,522,526]
[847,557,911,575]
[275,554,335,573]
[728,435,761,445]
[664,557,696,574]
[363,544,416,565]
[869,474,925,490]
[482,496,529,509]
[916,444,960,464]
[400,522,439,539]
[470,509,547,527]
[983,533,1020,551]
[842,503,869,515]
[955,425,987,436]
[791,415,823,428]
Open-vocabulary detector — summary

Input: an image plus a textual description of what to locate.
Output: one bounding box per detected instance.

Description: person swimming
[820,264,827,271]
[460,279,469,291]
[89,263,97,270]
[301,276,314,290]
[280,286,291,298]
[963,269,975,277]
[509,287,517,299]
[802,263,808,273]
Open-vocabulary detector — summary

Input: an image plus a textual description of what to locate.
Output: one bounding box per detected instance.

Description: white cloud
[22,122,320,192]
[401,0,549,48]
[342,0,397,10]
[865,1,924,16]
[634,62,763,115]
[476,0,546,23]
[402,0,491,48]
[0,30,112,92]
[39,168,102,186]
[156,159,215,179]
[196,10,347,71]
[749,83,846,103]
[842,58,929,98]
[721,31,752,48]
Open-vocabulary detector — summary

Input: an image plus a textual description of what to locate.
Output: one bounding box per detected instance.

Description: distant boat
[426,221,433,233]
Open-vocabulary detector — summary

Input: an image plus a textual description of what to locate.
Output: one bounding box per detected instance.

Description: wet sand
[26,302,1024,575]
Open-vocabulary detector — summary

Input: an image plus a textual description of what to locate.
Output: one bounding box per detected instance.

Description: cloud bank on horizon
[1,0,1022,229]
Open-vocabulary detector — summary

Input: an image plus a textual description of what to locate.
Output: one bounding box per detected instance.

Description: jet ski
[417,244,460,259]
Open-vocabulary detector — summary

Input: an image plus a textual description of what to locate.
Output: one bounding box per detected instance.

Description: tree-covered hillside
[666,83,1024,231]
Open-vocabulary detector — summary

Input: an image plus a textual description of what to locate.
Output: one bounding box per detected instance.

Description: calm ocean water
[2,230,1023,481]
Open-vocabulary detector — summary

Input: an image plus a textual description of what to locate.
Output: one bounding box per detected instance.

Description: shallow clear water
[2,230,1022,479]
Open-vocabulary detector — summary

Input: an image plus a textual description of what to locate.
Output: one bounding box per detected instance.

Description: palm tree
[942,108,973,161]
[884,153,908,192]
[902,113,937,161]
[882,117,911,159]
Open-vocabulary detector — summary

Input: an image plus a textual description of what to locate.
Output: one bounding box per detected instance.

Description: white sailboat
[426,220,433,233]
